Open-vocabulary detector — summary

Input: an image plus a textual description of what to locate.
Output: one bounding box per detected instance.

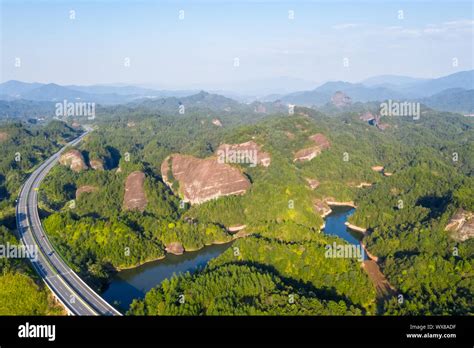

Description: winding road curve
[15,130,122,316]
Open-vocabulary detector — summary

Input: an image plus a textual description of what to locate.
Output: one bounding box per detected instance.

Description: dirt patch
[362,260,396,300]
[0,132,9,142]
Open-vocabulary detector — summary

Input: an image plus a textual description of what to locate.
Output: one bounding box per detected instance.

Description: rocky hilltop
[75,185,98,199]
[161,154,251,205]
[294,133,331,162]
[331,91,352,108]
[445,209,474,241]
[123,171,147,211]
[59,149,88,172]
[216,141,271,167]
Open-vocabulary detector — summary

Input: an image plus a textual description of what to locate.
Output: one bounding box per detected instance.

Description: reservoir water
[103,206,362,313]
[102,242,232,312]
[322,206,362,245]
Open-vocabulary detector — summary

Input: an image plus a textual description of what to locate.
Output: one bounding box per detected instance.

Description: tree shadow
[416,194,451,220]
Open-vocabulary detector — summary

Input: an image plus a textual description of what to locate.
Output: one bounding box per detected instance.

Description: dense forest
[2,96,472,316]
[34,101,473,316]
[0,121,79,315]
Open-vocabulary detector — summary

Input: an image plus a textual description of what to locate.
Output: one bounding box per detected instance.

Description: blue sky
[1,0,473,89]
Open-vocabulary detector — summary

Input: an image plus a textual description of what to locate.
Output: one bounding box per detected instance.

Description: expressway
[15,130,122,316]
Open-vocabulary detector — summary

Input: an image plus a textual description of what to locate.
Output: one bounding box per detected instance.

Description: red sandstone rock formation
[313,199,332,218]
[161,154,250,205]
[212,118,223,127]
[89,159,104,170]
[377,123,390,131]
[165,242,185,255]
[227,225,247,232]
[445,209,474,241]
[75,185,98,199]
[305,178,320,190]
[0,132,9,142]
[359,111,376,122]
[331,91,352,108]
[59,149,88,172]
[216,141,271,167]
[308,133,331,150]
[371,166,384,172]
[123,171,147,211]
[294,133,331,162]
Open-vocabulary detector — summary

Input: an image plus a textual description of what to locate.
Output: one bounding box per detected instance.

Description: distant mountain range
[0,70,472,117]
[279,81,406,106]
[0,81,198,105]
[277,70,474,109]
[418,88,474,114]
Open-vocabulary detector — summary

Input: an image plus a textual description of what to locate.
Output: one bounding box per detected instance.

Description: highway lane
[16,130,122,316]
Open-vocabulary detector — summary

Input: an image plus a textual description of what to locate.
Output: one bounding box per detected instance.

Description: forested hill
[32,102,473,315]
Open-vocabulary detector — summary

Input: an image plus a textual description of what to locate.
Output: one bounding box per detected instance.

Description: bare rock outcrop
[356,182,373,188]
[305,178,320,190]
[313,199,332,218]
[161,154,250,205]
[254,103,267,113]
[377,123,390,131]
[445,209,474,241]
[227,225,247,232]
[216,141,271,167]
[89,159,104,170]
[294,133,331,162]
[59,149,88,172]
[165,242,185,255]
[331,91,352,108]
[371,166,384,172]
[359,111,376,122]
[75,185,98,199]
[212,118,223,127]
[123,171,147,211]
[359,112,390,131]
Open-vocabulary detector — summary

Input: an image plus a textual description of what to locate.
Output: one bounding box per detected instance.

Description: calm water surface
[102,242,232,311]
